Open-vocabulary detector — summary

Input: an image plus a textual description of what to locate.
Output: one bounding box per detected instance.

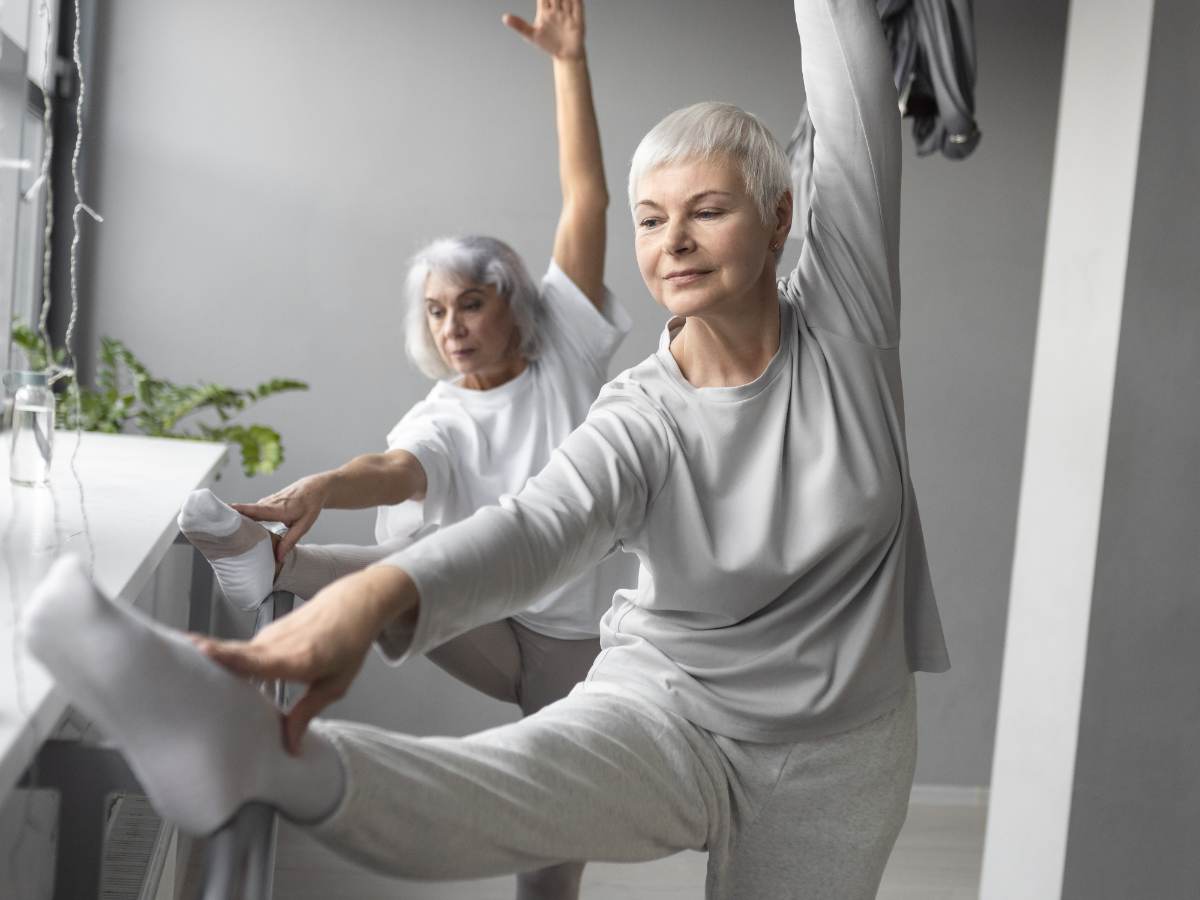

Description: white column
[979,1,1157,898]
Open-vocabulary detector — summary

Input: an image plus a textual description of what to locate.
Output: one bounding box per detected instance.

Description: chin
[658,287,722,319]
[444,354,476,372]
[452,357,502,378]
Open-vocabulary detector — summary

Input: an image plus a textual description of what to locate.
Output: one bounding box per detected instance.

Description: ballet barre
[193,590,297,900]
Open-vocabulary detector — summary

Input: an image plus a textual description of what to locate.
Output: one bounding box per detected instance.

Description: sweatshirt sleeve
[785,0,903,348]
[373,393,667,661]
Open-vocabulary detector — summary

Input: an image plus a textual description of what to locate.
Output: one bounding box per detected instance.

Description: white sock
[179,489,276,611]
[23,557,346,835]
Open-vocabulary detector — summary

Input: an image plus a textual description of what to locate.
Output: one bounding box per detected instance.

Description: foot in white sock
[179,489,275,611]
[23,557,345,835]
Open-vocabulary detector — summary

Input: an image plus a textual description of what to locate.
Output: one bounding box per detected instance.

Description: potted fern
[11,320,307,477]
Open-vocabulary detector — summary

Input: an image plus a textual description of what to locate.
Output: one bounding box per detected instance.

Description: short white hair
[403,235,544,379]
[628,101,791,230]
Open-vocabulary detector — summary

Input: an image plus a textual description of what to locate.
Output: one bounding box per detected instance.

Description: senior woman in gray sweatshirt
[26,0,949,895]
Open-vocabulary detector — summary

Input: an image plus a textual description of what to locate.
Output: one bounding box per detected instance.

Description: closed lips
[665,269,710,284]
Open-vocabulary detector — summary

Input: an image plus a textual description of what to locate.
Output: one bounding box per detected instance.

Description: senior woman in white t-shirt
[26,0,952,896]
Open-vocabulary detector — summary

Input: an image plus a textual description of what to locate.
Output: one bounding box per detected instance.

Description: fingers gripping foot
[179,489,276,611]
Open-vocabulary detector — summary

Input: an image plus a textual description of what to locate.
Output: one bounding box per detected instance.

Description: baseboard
[909,783,989,807]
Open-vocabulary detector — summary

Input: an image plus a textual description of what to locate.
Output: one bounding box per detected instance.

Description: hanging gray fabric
[787,0,980,234]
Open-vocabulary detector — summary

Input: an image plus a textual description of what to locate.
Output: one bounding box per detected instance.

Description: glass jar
[10,371,55,486]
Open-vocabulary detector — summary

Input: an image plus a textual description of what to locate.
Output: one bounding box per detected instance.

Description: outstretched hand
[232,473,332,564]
[193,565,418,754]
[503,0,586,62]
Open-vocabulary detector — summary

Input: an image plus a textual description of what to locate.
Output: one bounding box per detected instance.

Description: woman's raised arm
[792,0,903,348]
[505,0,608,308]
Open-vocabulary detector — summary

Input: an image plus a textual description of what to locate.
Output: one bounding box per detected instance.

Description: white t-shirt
[374,260,635,638]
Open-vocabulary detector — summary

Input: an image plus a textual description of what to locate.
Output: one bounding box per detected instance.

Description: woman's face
[424,272,522,387]
[633,155,784,319]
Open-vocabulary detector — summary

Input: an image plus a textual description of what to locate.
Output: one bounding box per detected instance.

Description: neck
[458,355,527,391]
[669,263,781,388]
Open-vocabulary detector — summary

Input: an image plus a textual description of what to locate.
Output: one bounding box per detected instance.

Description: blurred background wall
[77,0,1070,788]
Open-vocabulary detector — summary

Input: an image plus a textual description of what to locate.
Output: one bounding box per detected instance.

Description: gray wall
[1063,0,1200,894]
[80,0,1068,785]
[900,1,1068,785]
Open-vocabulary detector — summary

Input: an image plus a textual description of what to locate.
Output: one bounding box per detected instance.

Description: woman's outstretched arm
[505,0,608,308]
[791,0,903,348]
[232,450,427,562]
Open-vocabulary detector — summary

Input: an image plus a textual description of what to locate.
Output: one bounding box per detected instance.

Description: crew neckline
[655,297,794,404]
[436,360,535,406]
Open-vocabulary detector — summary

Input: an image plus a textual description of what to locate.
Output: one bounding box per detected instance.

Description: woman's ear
[507,319,523,356]
[773,190,794,247]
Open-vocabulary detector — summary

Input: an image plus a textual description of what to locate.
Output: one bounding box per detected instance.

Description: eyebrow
[426,287,484,304]
[635,189,733,210]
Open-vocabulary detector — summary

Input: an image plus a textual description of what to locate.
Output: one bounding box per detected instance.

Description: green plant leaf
[10,319,65,371]
[251,378,309,400]
[206,424,286,476]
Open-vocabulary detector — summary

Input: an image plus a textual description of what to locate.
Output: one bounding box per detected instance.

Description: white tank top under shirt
[375,260,636,639]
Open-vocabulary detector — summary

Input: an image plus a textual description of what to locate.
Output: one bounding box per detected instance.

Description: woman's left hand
[503,0,586,62]
[193,566,418,754]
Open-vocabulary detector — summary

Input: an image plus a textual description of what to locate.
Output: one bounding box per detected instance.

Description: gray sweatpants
[308,678,917,899]
[279,538,602,898]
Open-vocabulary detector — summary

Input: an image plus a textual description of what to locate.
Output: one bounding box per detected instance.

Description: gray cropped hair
[403,235,544,379]
[628,101,791,245]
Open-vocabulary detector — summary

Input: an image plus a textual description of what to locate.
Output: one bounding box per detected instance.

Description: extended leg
[308,689,723,882]
[276,537,414,600]
[23,557,345,835]
[180,488,415,606]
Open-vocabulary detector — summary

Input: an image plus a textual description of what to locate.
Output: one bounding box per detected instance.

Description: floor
[264,803,987,900]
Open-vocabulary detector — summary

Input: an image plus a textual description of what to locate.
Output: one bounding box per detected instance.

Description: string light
[23,0,101,573]
[33,0,53,356]
[63,0,97,575]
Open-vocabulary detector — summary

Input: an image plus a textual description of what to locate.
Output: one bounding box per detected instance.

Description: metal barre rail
[193,589,296,900]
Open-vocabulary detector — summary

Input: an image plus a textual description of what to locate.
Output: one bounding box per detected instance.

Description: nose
[663,216,694,256]
[444,308,468,338]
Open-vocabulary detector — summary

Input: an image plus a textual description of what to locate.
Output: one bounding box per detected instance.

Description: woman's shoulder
[591,355,683,435]
[598,350,666,397]
[384,383,474,446]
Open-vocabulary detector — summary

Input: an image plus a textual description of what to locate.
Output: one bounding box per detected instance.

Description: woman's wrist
[312,469,343,509]
[359,565,420,636]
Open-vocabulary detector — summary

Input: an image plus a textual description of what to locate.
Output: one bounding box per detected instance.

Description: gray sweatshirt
[380,0,950,743]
